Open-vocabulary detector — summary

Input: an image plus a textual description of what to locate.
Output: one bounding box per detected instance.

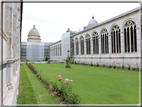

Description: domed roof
[28,25,40,36]
[87,16,98,27]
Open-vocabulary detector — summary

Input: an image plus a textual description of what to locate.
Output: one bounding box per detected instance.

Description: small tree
[45,57,48,61]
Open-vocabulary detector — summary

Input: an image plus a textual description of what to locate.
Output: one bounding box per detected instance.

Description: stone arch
[123,19,137,52]
[111,25,121,53]
[80,35,84,41]
[85,33,90,39]
[109,23,119,33]
[75,37,79,42]
[122,18,136,30]
[99,27,107,35]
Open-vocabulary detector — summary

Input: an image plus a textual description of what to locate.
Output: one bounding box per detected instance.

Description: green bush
[103,64,105,67]
[45,57,48,61]
[109,65,112,68]
[96,63,99,67]
[51,76,81,104]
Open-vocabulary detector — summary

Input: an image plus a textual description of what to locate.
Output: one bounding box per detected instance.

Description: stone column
[129,27,131,53]
[7,61,14,90]
[84,40,86,55]
[108,32,111,64]
[79,40,81,55]
[98,36,101,63]
[136,26,141,71]
[91,37,93,55]
[74,41,76,55]
[13,60,16,76]
[99,36,101,56]
[121,31,124,65]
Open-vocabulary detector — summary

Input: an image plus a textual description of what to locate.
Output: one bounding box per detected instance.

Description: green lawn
[17,64,57,104]
[21,61,47,62]
[33,63,139,104]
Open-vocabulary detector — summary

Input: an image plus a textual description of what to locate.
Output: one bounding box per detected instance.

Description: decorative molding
[0,28,8,41]
[72,56,140,59]
[7,59,15,64]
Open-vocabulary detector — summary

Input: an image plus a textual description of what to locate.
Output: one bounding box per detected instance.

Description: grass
[17,64,57,104]
[17,64,37,104]
[33,63,139,104]
[21,61,47,62]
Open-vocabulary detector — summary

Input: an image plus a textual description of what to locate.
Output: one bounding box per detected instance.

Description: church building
[50,7,141,70]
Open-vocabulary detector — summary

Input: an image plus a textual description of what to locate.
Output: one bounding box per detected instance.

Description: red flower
[47,83,49,85]
[118,62,120,64]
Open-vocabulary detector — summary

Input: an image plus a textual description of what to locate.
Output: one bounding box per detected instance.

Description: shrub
[103,64,105,67]
[96,63,99,67]
[136,62,139,71]
[109,64,112,68]
[122,64,124,69]
[63,93,81,104]
[132,67,135,71]
[51,75,81,104]
[127,64,131,70]
[45,57,48,61]
[113,65,116,69]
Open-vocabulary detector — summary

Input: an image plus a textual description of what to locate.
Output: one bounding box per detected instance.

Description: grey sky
[21,2,140,43]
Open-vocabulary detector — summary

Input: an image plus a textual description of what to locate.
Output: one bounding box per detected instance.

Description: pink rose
[70,80,73,82]
[58,75,62,79]
[118,62,120,64]
[64,82,66,84]
[65,78,69,82]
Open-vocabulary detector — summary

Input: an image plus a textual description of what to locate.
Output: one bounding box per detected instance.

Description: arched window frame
[124,20,137,53]
[75,38,79,55]
[111,25,121,53]
[101,29,109,54]
[92,32,99,54]
[80,36,84,55]
[86,34,91,54]
[71,39,74,55]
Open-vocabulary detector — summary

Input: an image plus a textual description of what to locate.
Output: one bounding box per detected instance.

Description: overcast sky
[21,2,140,43]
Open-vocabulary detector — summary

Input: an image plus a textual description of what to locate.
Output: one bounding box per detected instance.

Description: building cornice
[73,6,140,36]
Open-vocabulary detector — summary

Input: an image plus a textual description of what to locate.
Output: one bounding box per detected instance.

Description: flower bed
[26,62,81,104]
[70,61,139,71]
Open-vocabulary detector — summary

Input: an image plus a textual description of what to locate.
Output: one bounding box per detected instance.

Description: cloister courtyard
[17,63,139,104]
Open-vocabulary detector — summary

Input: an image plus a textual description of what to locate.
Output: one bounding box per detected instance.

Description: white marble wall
[0,2,22,105]
[50,42,62,61]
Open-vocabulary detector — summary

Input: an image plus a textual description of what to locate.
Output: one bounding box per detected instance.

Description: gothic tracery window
[101,29,109,54]
[80,36,84,55]
[111,25,121,53]
[86,34,91,54]
[93,32,99,54]
[75,38,79,55]
[72,39,74,55]
[124,20,137,52]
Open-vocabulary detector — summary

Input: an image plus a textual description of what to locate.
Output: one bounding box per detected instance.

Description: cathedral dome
[87,16,98,27]
[27,25,41,42]
[28,25,40,36]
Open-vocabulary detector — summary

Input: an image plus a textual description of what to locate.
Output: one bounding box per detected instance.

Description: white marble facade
[50,40,62,61]
[0,1,22,105]
[50,7,141,70]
